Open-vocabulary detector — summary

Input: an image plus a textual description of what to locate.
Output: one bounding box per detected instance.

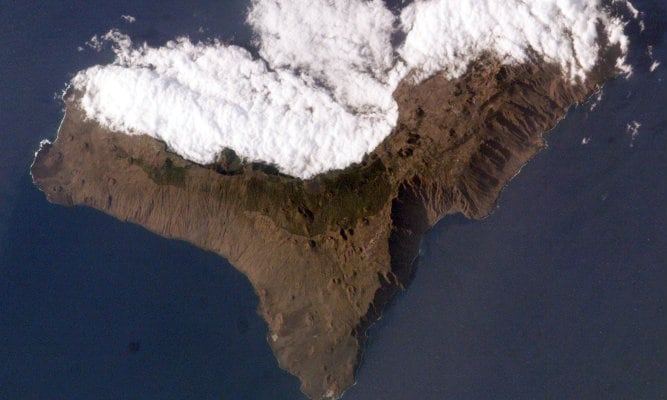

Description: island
[31,40,621,399]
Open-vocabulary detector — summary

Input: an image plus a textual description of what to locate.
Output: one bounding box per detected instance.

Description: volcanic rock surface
[31,54,618,399]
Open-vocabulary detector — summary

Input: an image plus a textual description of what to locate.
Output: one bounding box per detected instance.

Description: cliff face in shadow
[31,55,614,399]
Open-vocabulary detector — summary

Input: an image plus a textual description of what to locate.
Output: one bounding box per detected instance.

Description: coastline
[31,54,621,399]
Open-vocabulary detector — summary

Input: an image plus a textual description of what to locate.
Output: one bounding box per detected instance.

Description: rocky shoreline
[31,53,618,399]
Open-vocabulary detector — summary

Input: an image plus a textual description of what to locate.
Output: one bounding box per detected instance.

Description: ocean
[0,1,664,399]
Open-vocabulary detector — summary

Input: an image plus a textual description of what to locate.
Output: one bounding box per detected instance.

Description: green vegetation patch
[242,158,392,236]
[144,158,188,188]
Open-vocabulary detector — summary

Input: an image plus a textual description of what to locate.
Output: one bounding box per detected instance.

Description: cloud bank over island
[71,0,633,179]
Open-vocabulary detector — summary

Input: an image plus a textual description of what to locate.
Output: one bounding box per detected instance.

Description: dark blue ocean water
[0,1,665,399]
[0,2,303,399]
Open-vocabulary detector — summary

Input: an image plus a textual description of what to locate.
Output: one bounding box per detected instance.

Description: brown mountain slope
[31,54,616,399]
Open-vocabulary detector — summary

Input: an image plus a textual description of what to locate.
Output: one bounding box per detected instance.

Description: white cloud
[70,0,635,179]
[85,35,104,51]
[649,61,660,72]
[589,89,604,111]
[73,37,394,178]
[399,0,630,82]
[121,14,136,23]
[247,0,403,111]
[626,120,641,147]
[85,30,132,53]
